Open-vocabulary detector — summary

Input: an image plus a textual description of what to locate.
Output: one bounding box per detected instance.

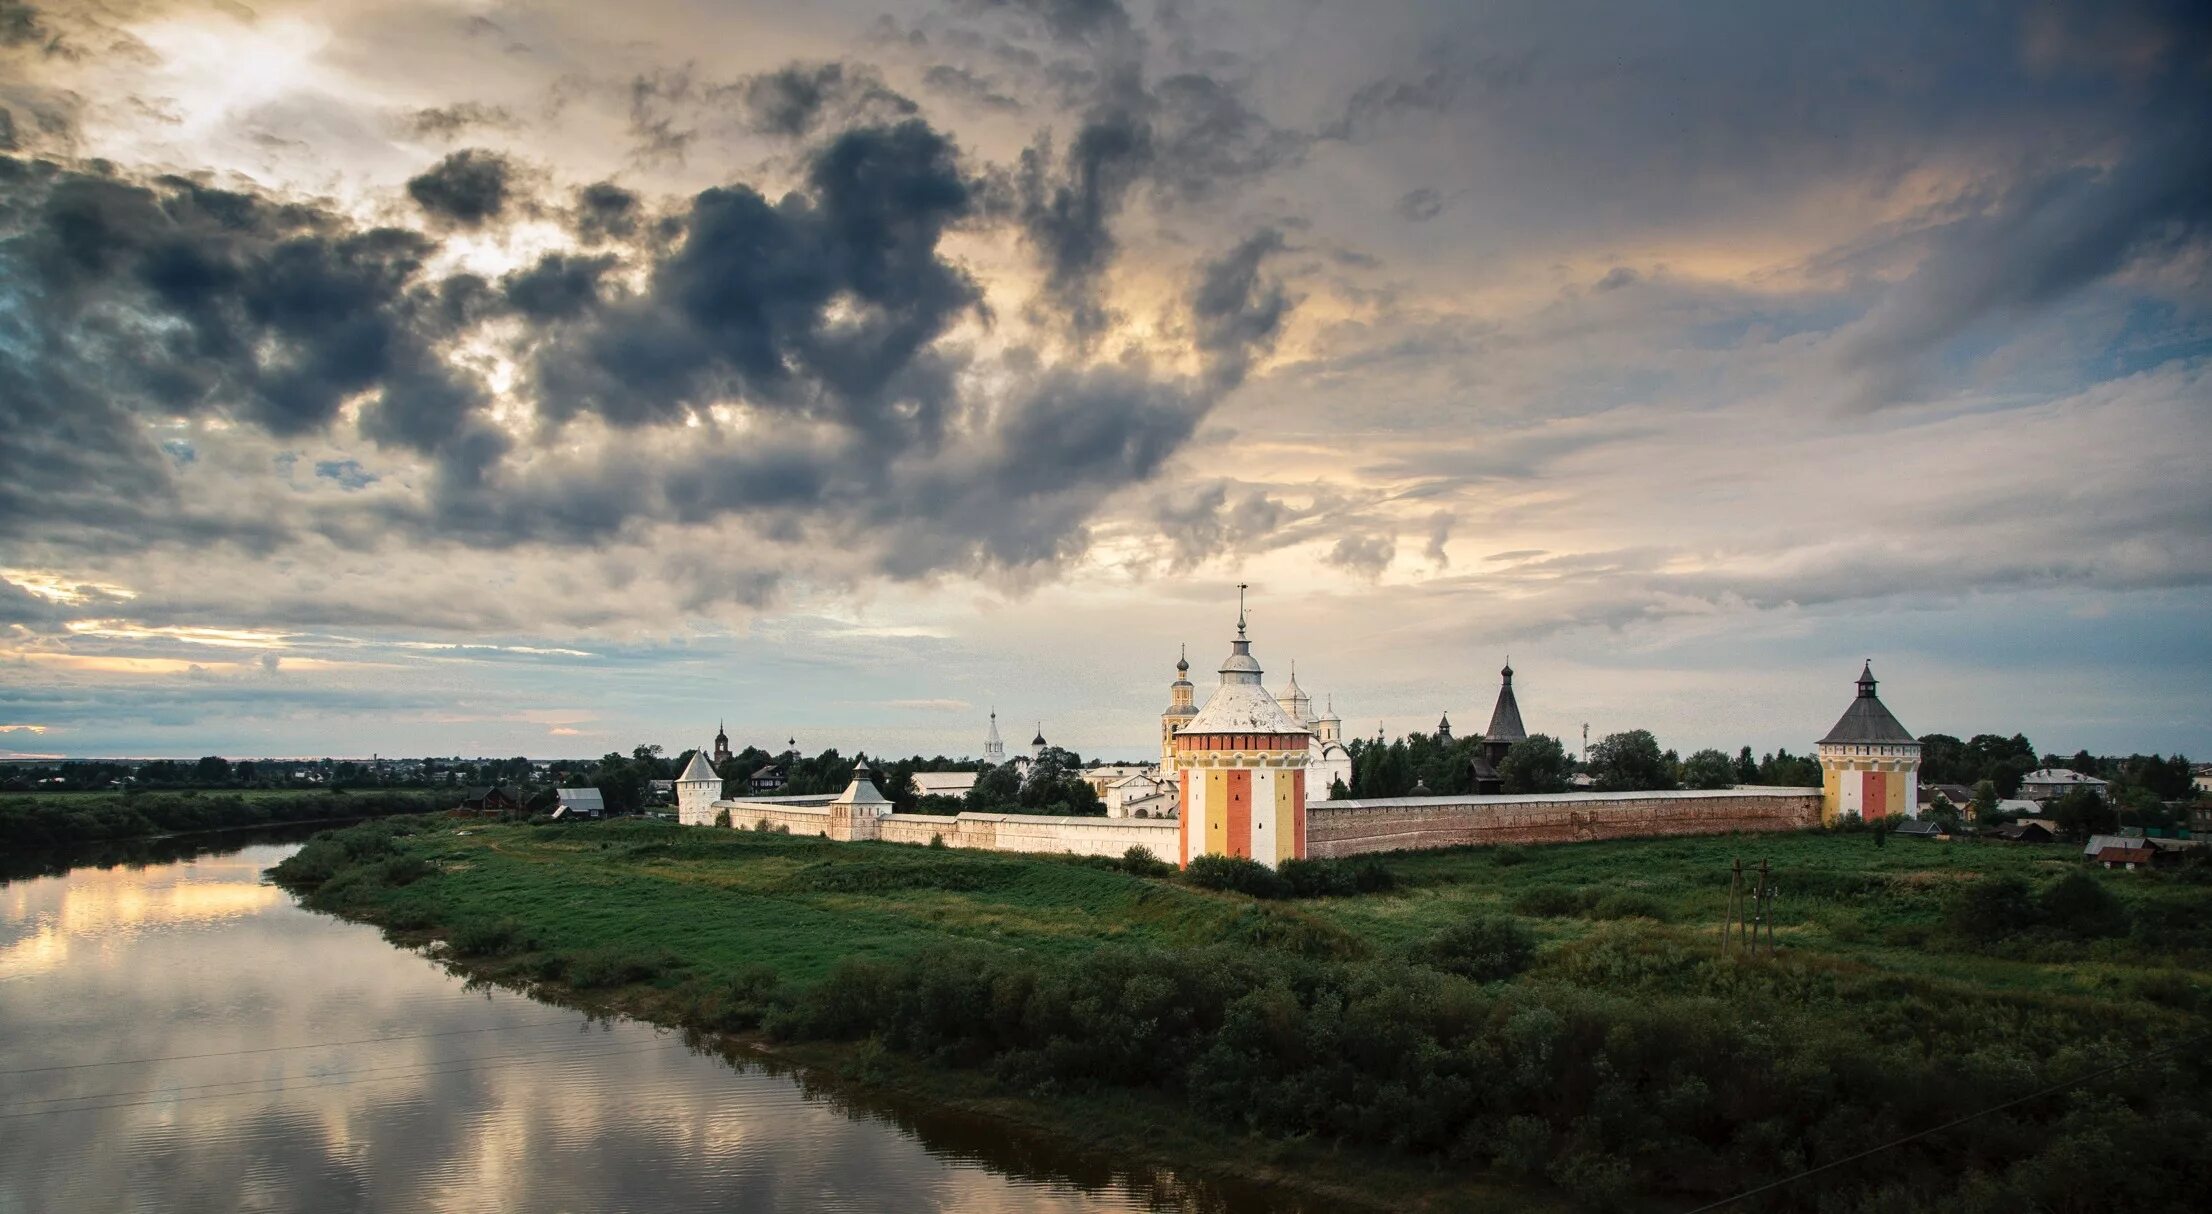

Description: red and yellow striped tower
[1176,589,1312,869]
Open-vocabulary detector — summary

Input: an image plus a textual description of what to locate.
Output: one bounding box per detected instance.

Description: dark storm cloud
[735,61,917,137]
[1190,227,1291,389]
[921,64,1024,113]
[405,148,512,225]
[571,180,640,243]
[0,155,502,546]
[970,0,1303,342]
[501,252,617,320]
[1145,73,1307,204]
[526,117,981,439]
[402,101,518,140]
[1015,101,1151,337]
[1838,114,2212,405]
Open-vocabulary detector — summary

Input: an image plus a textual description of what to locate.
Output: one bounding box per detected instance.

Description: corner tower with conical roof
[675,746,722,826]
[1161,645,1197,774]
[1817,661,1919,824]
[1173,587,1312,869]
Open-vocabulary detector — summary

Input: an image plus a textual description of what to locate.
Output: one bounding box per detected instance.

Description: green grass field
[274,820,2212,1213]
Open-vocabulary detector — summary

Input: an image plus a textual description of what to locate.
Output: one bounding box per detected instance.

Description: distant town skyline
[3,1,2208,761]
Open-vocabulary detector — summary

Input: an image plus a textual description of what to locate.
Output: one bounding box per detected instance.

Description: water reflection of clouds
[2,844,1239,1214]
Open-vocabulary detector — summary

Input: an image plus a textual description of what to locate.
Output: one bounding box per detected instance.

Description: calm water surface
[0,836,1292,1213]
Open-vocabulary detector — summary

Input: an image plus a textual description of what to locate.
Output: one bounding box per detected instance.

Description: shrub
[712,809,731,828]
[448,917,532,957]
[1120,845,1174,877]
[1513,885,1592,917]
[377,854,434,886]
[1415,914,1537,981]
[1945,874,2038,941]
[1491,846,1530,867]
[1278,856,1402,897]
[565,945,679,989]
[2040,870,2127,939]
[929,833,946,849]
[784,858,1021,894]
[1589,891,1669,922]
[1184,854,1288,898]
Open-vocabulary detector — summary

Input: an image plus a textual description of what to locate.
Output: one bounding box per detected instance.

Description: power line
[0,1042,685,1121]
[0,1015,588,1076]
[1679,1036,2203,1213]
[6,1033,667,1109]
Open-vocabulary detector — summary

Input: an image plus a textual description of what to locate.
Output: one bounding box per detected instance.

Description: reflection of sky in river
[0,844,1247,1213]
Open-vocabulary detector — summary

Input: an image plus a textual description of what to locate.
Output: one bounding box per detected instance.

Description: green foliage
[1497,735,1572,794]
[1588,730,1676,792]
[784,858,1025,894]
[272,820,2212,1213]
[1512,885,1593,917]
[1278,856,1397,897]
[564,944,681,989]
[0,789,448,853]
[712,808,731,828]
[2039,870,2128,939]
[1588,891,1668,921]
[1679,748,1738,790]
[449,917,534,957]
[1946,873,2037,941]
[2050,787,2118,840]
[1119,845,1173,878]
[1414,913,1537,980]
[1184,854,1288,898]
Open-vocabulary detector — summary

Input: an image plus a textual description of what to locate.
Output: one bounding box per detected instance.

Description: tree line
[1340,729,1825,799]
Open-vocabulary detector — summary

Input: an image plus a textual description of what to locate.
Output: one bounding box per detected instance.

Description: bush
[1278,856,1396,897]
[1588,891,1669,922]
[784,858,1021,894]
[448,917,533,957]
[1414,914,1537,981]
[1513,885,1593,917]
[1945,874,2038,941]
[1119,845,1174,877]
[2040,870,2127,939]
[712,808,731,828]
[565,945,680,989]
[1491,846,1530,867]
[377,854,434,886]
[1184,854,1289,898]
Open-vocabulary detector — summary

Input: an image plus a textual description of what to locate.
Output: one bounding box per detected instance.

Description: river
[0,833,1291,1213]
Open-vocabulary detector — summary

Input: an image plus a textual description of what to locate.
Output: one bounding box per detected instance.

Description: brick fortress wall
[1306,787,1820,857]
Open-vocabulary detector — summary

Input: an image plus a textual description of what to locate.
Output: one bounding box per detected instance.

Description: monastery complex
[676,596,1920,866]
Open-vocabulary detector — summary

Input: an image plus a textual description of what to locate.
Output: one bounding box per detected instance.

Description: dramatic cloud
[0,0,2206,759]
[736,62,917,137]
[405,148,514,226]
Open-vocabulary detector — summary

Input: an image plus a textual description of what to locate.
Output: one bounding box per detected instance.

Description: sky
[1,0,2208,764]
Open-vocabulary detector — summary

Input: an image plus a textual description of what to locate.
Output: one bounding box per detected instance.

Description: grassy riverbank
[273,820,2212,1212]
[0,788,453,852]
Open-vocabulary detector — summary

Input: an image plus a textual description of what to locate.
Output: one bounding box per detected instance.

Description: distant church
[1466,663,1529,794]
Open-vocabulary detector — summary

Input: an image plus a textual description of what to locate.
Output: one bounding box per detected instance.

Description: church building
[1468,662,1528,794]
